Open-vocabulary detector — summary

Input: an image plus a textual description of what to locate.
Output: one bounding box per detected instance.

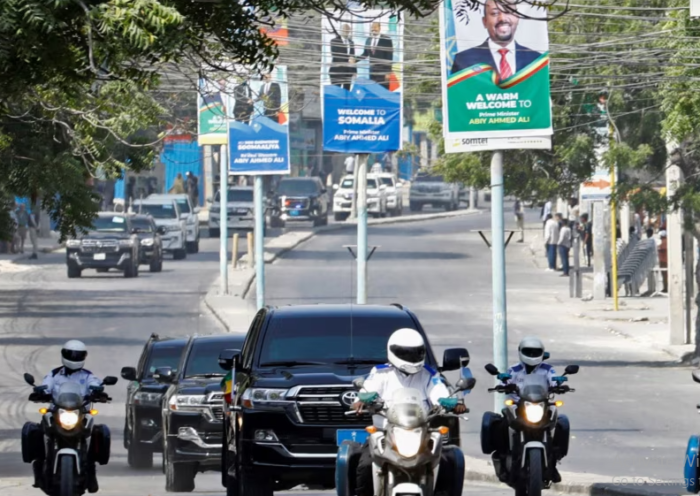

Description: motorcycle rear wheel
[59,456,75,496]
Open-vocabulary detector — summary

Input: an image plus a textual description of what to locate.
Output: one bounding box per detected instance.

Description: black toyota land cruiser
[156,334,246,492]
[220,304,468,496]
[121,333,187,468]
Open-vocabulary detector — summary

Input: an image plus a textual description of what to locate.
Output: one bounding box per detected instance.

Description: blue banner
[228,115,290,174]
[323,79,401,153]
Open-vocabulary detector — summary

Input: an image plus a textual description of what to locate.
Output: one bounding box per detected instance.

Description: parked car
[332,174,388,221]
[269,177,329,227]
[409,172,460,212]
[208,186,267,237]
[121,334,188,468]
[156,333,247,492]
[220,304,467,496]
[65,212,140,278]
[376,172,404,216]
[133,199,187,260]
[148,193,201,253]
[130,214,164,273]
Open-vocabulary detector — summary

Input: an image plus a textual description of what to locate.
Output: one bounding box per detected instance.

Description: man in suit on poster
[257,72,281,119]
[358,22,394,89]
[233,80,254,122]
[329,23,357,91]
[450,0,542,78]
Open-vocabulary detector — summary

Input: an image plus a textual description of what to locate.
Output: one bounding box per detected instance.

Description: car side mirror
[218,349,240,371]
[121,367,137,382]
[333,184,339,190]
[352,377,365,390]
[543,352,550,360]
[103,376,118,386]
[564,365,579,376]
[442,348,469,371]
[24,373,36,386]
[484,363,500,376]
[157,226,167,235]
[693,370,700,384]
[455,377,476,391]
[153,366,174,384]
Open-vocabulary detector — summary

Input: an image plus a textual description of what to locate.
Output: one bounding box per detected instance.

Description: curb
[9,242,64,263]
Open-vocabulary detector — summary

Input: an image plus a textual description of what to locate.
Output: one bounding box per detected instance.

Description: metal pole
[593,202,606,299]
[610,166,619,310]
[220,145,229,295]
[247,232,254,268]
[232,232,239,269]
[469,186,476,210]
[254,175,265,310]
[350,155,359,220]
[357,154,369,304]
[491,151,507,412]
[685,230,694,343]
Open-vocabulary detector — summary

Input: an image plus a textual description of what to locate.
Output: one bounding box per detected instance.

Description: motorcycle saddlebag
[91,424,111,465]
[21,422,44,463]
[441,446,465,496]
[685,435,700,493]
[553,414,570,459]
[480,412,504,455]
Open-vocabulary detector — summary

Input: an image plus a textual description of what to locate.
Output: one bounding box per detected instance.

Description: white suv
[133,199,188,260]
[376,173,403,216]
[332,174,388,221]
[148,194,201,253]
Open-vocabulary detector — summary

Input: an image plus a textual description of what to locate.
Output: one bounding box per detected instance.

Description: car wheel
[127,433,153,469]
[193,239,199,253]
[186,241,196,254]
[226,473,239,496]
[174,249,187,260]
[334,212,348,222]
[123,260,135,278]
[239,470,272,496]
[67,266,81,279]
[165,454,195,492]
[150,257,160,273]
[409,202,422,212]
[209,227,220,238]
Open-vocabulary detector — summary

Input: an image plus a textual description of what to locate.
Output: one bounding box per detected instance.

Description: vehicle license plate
[93,253,106,260]
[290,210,300,216]
[336,429,368,446]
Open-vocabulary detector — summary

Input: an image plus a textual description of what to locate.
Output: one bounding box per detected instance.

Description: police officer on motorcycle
[352,329,466,496]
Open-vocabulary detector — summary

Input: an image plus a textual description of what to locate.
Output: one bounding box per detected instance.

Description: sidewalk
[0,232,63,271]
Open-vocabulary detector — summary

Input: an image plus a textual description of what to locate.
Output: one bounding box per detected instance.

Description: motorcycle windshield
[386,388,428,429]
[54,382,83,410]
[519,374,549,403]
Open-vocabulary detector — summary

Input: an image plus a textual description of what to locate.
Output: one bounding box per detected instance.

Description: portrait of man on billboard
[450,0,542,78]
[329,23,357,91]
[357,22,394,89]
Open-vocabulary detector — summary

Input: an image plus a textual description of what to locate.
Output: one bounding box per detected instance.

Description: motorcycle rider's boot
[86,464,99,493]
[550,464,562,483]
[32,459,42,488]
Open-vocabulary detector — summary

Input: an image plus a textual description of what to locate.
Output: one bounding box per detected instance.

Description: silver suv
[409,172,460,212]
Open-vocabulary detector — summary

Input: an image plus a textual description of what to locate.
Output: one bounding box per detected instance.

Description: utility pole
[219,145,229,295]
[593,201,606,299]
[469,186,476,210]
[357,154,369,304]
[667,149,685,344]
[254,175,265,309]
[491,151,507,411]
[350,155,359,220]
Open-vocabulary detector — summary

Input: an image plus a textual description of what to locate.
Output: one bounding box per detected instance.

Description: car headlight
[168,394,206,411]
[240,388,289,409]
[524,402,545,423]
[140,238,154,246]
[166,225,180,232]
[392,427,422,458]
[134,391,161,406]
[119,239,134,246]
[66,239,81,248]
[58,409,80,430]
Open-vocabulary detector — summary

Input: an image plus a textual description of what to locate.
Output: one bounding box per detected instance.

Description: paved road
[251,210,696,482]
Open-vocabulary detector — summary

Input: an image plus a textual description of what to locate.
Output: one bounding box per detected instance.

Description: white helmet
[518,337,545,367]
[388,329,425,375]
[62,340,87,371]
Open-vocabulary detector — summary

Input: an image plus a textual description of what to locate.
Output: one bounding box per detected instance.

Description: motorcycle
[21,372,118,496]
[336,375,476,496]
[684,370,700,493]
[481,363,578,496]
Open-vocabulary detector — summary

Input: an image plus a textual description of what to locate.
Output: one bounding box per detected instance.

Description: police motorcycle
[336,372,476,496]
[21,373,117,496]
[481,363,578,496]
[683,370,700,493]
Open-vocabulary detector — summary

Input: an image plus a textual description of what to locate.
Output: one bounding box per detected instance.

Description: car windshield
[184,339,240,377]
[340,178,378,189]
[367,179,378,189]
[137,203,177,219]
[131,218,154,233]
[276,180,318,196]
[415,174,445,183]
[92,216,127,233]
[380,177,394,186]
[215,189,253,203]
[145,343,184,378]
[259,314,434,366]
[175,199,190,214]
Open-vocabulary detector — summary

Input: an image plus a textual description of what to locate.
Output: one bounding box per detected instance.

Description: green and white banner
[439,0,553,152]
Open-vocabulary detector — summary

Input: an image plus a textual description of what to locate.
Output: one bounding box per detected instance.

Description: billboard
[321,9,403,153]
[440,0,552,152]
[197,77,228,145]
[227,65,290,175]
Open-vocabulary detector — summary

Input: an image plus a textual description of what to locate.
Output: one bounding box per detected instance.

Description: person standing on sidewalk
[558,219,572,276]
[27,209,38,259]
[579,213,592,267]
[544,213,559,271]
[15,203,29,253]
[658,230,668,293]
[514,198,525,243]
[541,199,552,228]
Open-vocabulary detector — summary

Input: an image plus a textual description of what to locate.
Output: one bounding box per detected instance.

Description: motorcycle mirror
[484,364,499,376]
[564,365,579,376]
[543,352,551,360]
[455,377,476,391]
[693,370,700,384]
[352,377,365,390]
[102,376,118,386]
[23,373,35,386]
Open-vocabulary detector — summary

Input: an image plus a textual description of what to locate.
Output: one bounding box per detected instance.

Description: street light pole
[357,154,369,304]
[491,151,508,411]
[254,175,265,309]
[220,145,229,295]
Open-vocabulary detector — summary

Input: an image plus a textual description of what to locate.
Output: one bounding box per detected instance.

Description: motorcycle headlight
[66,239,81,248]
[392,427,422,458]
[169,394,206,411]
[58,409,80,430]
[524,402,545,423]
[119,239,134,246]
[140,238,154,246]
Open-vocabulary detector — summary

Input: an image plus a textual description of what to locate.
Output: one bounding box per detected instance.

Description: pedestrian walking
[15,203,29,253]
[514,198,525,243]
[544,213,559,271]
[170,173,186,194]
[579,213,592,267]
[541,200,552,228]
[567,198,579,228]
[186,171,199,207]
[27,209,38,259]
[558,219,572,276]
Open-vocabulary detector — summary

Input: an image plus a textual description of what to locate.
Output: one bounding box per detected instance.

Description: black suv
[121,333,187,469]
[65,212,140,278]
[130,214,165,273]
[269,177,329,228]
[220,304,468,496]
[156,334,247,492]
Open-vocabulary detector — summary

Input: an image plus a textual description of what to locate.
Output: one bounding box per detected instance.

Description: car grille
[81,240,119,253]
[206,392,224,422]
[298,405,369,424]
[211,406,224,420]
[293,385,370,425]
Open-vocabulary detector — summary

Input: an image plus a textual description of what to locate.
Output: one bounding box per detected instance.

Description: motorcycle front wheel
[525,450,542,496]
[59,456,75,496]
